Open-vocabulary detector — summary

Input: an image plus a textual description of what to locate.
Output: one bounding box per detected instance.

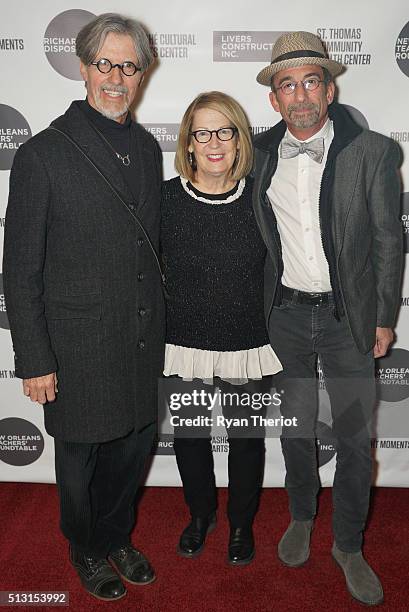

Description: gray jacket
[252,102,402,354]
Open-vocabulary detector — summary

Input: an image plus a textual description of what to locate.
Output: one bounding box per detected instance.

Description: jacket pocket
[45,293,101,320]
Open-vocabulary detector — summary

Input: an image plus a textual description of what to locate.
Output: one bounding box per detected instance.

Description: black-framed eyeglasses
[277,77,325,95]
[189,127,238,143]
[91,58,141,76]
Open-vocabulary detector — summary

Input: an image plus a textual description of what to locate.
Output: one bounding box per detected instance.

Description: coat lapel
[331,143,363,257]
[325,103,364,257]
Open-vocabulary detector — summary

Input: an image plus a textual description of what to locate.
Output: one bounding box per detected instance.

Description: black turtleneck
[78,99,140,201]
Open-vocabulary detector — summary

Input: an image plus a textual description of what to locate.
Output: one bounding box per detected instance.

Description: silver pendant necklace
[94,126,131,166]
[115,152,131,166]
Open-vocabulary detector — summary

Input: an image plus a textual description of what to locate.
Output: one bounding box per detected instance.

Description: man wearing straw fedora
[253,31,402,605]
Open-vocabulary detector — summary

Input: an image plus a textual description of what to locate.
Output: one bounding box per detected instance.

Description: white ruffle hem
[163,343,282,384]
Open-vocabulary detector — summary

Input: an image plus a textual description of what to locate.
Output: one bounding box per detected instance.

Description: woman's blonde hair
[175,91,253,181]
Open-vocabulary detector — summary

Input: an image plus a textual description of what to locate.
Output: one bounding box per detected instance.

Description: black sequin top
[161,176,269,351]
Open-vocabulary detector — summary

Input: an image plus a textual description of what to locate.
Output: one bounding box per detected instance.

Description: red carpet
[1,484,408,611]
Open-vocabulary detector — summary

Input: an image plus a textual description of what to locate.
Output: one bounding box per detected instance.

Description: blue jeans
[270,294,375,552]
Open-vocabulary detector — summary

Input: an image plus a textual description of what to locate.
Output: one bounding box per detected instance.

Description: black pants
[270,295,375,552]
[54,423,155,558]
[173,380,266,527]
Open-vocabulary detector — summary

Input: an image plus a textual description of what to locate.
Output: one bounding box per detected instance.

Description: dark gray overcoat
[3,102,165,442]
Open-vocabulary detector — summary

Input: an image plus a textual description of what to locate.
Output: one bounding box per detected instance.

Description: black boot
[178,513,217,558]
[228,526,255,566]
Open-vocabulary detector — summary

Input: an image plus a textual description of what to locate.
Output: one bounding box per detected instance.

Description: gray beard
[95,101,129,121]
[288,104,320,129]
[91,82,129,121]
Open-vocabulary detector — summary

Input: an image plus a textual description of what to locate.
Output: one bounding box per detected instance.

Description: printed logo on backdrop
[152,434,174,455]
[0,274,10,330]
[372,439,409,450]
[376,348,409,402]
[0,104,31,171]
[148,33,196,59]
[316,372,336,466]
[0,38,24,51]
[152,434,229,455]
[400,193,409,253]
[0,418,44,466]
[143,124,180,152]
[0,369,14,379]
[43,9,95,80]
[316,28,371,66]
[390,131,409,144]
[395,21,409,77]
[316,421,337,467]
[212,435,229,453]
[213,31,284,62]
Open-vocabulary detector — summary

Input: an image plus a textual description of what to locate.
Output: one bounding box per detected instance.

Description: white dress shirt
[267,118,334,292]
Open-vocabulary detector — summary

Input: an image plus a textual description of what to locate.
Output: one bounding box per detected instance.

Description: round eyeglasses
[91,58,141,77]
[189,127,238,143]
[277,78,325,95]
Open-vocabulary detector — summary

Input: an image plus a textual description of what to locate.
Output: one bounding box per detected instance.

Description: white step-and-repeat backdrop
[1,0,408,486]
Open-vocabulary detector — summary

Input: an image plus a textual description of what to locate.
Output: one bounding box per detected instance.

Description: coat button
[137,238,144,246]
[137,272,144,281]
[138,308,146,317]
[129,203,135,211]
[138,339,145,349]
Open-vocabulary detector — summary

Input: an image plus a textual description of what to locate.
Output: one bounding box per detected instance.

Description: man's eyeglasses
[91,58,141,77]
[276,77,325,95]
[190,127,238,143]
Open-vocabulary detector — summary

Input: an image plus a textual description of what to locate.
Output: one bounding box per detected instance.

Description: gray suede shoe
[277,519,313,567]
[332,543,384,606]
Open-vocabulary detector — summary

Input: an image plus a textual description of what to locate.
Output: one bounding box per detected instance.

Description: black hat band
[272,50,326,64]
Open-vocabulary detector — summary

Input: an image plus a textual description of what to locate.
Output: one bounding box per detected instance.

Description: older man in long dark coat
[3,13,164,601]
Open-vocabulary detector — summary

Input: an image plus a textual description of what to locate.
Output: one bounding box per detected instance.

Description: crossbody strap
[47,126,166,287]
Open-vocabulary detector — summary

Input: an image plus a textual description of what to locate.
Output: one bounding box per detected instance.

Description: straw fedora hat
[256,31,343,86]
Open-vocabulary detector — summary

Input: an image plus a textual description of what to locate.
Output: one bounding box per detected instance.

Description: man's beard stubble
[288,102,320,129]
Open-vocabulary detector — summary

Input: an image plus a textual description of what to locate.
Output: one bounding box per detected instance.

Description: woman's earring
[188,151,193,166]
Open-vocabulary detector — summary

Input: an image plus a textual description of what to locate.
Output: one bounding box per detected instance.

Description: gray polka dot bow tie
[280,137,325,164]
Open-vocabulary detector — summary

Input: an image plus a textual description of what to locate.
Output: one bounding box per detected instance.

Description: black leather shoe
[108,544,156,585]
[178,513,217,558]
[228,527,255,566]
[69,547,126,601]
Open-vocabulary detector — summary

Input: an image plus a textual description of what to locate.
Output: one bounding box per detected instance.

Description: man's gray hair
[76,13,153,71]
